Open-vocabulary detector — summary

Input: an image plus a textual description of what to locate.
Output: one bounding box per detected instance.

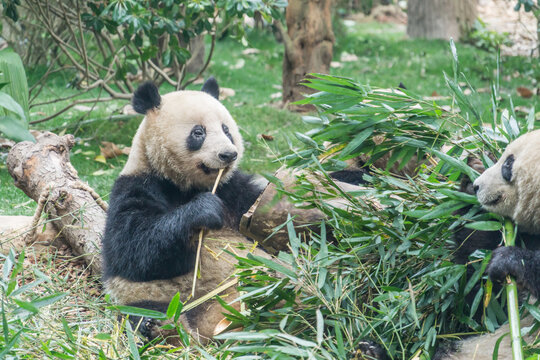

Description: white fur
[474,129,540,233]
[122,90,244,190]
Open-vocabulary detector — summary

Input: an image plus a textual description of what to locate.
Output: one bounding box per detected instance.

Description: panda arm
[103,175,224,281]
[216,170,264,226]
[487,247,540,297]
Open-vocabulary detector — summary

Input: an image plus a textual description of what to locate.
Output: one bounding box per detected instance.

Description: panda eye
[191,125,205,138]
[187,125,206,151]
[501,154,514,182]
[222,124,234,144]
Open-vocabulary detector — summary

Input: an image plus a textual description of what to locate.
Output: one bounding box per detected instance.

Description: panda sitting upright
[102,78,268,342]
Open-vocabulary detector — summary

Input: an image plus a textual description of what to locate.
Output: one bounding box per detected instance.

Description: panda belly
[105,228,269,340]
[105,228,265,304]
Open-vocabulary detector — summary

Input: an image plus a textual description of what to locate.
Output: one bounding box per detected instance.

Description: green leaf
[0,115,34,142]
[339,128,373,158]
[247,253,297,279]
[0,91,25,119]
[166,292,182,322]
[108,305,167,320]
[0,49,29,119]
[316,309,324,346]
[419,200,468,220]
[464,221,503,231]
[125,320,141,360]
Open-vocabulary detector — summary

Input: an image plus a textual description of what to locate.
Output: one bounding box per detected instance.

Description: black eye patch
[187,125,206,151]
[501,154,514,182]
[222,124,234,144]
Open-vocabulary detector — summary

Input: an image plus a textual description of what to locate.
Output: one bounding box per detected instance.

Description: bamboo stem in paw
[503,218,523,360]
[191,168,225,298]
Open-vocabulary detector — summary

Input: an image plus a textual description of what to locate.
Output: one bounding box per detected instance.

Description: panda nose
[473,184,479,194]
[219,151,237,163]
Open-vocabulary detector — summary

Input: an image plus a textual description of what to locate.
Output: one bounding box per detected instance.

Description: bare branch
[30,97,113,125]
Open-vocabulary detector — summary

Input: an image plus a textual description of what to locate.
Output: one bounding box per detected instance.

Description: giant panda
[362,130,540,359]
[101,78,269,343]
[434,129,540,359]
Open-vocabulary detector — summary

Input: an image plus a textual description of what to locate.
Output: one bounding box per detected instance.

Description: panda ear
[201,76,220,100]
[132,81,161,115]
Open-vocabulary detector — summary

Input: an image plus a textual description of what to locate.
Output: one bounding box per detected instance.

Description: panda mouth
[483,194,502,207]
[199,163,227,175]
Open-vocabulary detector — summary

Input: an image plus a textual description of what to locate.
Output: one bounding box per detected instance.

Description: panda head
[473,129,540,234]
[123,77,244,190]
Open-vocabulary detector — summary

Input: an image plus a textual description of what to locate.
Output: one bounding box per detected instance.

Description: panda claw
[353,340,389,360]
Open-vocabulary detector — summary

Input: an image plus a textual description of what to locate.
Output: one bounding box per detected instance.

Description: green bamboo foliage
[0,49,33,142]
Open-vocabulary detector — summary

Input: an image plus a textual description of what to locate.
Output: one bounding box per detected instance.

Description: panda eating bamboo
[101,78,269,343]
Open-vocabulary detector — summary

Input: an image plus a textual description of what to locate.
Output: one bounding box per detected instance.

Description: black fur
[102,170,262,282]
[125,300,169,340]
[487,246,540,298]
[132,82,161,114]
[501,154,514,182]
[222,124,234,144]
[187,125,206,151]
[201,76,220,100]
[329,169,369,186]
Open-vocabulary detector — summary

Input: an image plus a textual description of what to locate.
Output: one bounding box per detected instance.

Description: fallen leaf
[340,52,358,62]
[122,104,137,115]
[517,86,533,98]
[431,90,439,97]
[261,134,274,141]
[192,77,205,85]
[270,92,282,100]
[74,105,93,112]
[213,318,233,336]
[100,141,126,159]
[229,59,245,70]
[514,106,531,114]
[94,155,107,164]
[220,87,236,100]
[92,169,114,176]
[241,48,260,55]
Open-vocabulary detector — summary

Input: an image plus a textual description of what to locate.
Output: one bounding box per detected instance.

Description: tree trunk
[7,132,105,274]
[281,0,335,111]
[407,0,477,41]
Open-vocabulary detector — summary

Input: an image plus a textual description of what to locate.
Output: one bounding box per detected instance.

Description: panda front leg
[487,247,540,298]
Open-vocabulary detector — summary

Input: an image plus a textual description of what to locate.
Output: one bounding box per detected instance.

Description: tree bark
[281,0,335,111]
[6,132,105,274]
[407,0,477,41]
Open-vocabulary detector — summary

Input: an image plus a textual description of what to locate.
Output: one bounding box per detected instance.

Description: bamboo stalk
[503,218,524,360]
[191,168,225,298]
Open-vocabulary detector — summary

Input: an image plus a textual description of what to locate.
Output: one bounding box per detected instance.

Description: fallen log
[7,132,106,274]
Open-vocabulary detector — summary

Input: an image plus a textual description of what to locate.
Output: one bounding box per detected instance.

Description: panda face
[473,129,540,234]
[123,83,244,190]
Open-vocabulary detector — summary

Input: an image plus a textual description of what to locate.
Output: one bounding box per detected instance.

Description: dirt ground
[478,0,538,56]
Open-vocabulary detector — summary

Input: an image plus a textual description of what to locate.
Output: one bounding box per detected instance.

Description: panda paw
[352,340,389,360]
[189,192,224,230]
[487,247,540,297]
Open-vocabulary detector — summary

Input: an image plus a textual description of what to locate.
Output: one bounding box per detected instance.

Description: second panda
[102,78,268,342]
